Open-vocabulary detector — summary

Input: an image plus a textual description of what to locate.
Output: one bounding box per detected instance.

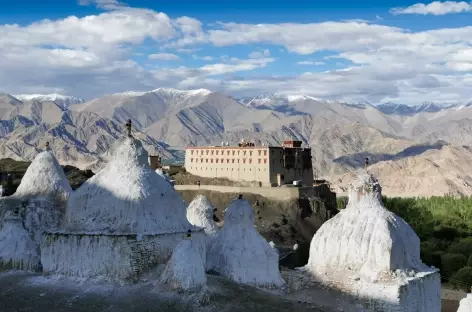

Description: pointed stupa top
[63,136,193,234]
[14,145,72,200]
[186,194,218,236]
[305,172,427,281]
[207,198,284,288]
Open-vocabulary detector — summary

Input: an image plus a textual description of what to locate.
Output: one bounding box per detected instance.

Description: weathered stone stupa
[207,197,284,288]
[302,172,441,312]
[0,143,72,244]
[160,233,207,291]
[0,209,40,271]
[41,128,203,281]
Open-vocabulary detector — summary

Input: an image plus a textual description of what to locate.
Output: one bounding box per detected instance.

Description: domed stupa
[0,209,40,271]
[207,197,284,288]
[187,194,218,237]
[301,172,441,312]
[0,142,72,244]
[41,126,203,281]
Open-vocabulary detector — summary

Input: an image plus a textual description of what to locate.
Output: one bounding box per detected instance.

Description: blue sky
[1,0,472,104]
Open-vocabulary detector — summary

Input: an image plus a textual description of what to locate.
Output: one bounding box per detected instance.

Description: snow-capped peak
[13,94,85,109]
[14,93,84,103]
[114,88,212,98]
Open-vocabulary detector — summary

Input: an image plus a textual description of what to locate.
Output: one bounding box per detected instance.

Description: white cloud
[248,49,271,58]
[390,1,472,15]
[192,55,214,61]
[175,16,203,34]
[148,53,181,61]
[4,6,472,104]
[297,61,325,65]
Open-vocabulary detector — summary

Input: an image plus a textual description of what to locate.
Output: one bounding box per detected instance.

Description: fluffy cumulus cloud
[390,1,472,15]
[2,4,472,104]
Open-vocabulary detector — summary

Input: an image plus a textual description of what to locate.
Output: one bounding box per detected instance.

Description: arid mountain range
[2,88,472,197]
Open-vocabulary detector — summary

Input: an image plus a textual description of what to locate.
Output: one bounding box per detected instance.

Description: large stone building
[184,140,313,186]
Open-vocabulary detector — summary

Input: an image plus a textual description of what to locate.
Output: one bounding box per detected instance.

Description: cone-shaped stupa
[15,143,72,200]
[0,143,71,243]
[458,294,472,312]
[207,197,284,288]
[0,209,40,271]
[160,236,207,291]
[306,173,425,280]
[187,194,218,237]
[301,172,440,312]
[63,136,191,234]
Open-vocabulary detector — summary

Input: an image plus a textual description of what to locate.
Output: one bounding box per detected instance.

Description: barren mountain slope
[332,144,472,197]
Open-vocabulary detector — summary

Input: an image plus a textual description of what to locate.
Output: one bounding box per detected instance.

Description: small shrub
[450,267,472,291]
[448,237,472,258]
[440,253,467,278]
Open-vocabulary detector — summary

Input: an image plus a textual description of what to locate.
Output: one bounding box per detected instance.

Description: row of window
[189,167,267,172]
[190,158,268,164]
[190,149,268,157]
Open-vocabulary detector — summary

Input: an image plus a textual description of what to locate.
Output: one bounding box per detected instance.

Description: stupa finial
[45,141,50,150]
[185,229,192,239]
[125,119,132,137]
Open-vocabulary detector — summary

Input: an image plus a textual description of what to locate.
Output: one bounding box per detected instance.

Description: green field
[338,195,472,291]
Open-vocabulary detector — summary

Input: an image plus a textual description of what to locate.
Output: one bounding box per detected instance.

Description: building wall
[185,147,272,186]
[184,145,313,187]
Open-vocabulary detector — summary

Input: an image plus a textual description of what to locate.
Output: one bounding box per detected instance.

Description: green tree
[440,253,467,278]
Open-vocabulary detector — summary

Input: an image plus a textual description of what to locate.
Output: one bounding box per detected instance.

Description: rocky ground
[0,271,327,312]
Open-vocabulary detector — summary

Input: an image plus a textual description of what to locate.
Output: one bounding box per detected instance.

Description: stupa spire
[125,119,132,137]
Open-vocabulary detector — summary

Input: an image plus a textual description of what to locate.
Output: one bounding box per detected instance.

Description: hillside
[4,89,472,196]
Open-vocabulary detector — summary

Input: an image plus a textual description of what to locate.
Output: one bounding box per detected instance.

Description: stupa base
[283,269,441,312]
[41,230,205,281]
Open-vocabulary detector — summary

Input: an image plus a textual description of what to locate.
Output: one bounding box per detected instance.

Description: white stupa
[186,194,218,237]
[302,172,441,312]
[458,294,472,312]
[0,209,40,271]
[161,234,207,291]
[14,144,72,200]
[41,134,202,280]
[64,137,189,234]
[207,197,284,288]
[0,143,72,243]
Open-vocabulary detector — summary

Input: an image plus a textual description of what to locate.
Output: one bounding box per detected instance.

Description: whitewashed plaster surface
[458,294,472,312]
[63,136,192,234]
[0,211,39,271]
[207,198,284,288]
[300,172,441,312]
[161,238,207,291]
[14,149,72,200]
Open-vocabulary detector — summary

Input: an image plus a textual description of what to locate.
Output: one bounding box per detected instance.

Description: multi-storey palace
[184,140,313,187]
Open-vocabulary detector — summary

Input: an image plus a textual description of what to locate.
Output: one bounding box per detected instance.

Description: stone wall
[41,231,205,281]
[175,184,334,201]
